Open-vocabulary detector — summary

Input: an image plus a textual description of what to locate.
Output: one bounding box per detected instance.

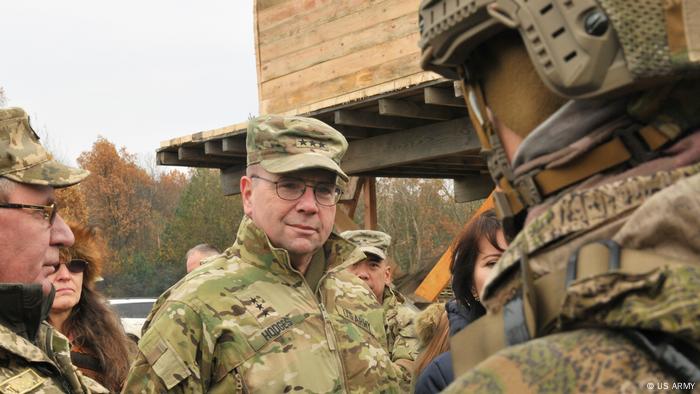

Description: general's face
[48,261,84,313]
[0,182,75,295]
[348,256,390,302]
[242,168,337,262]
[473,229,507,296]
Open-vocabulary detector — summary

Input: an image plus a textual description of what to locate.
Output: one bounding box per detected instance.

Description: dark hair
[63,288,135,392]
[58,223,135,392]
[450,210,504,316]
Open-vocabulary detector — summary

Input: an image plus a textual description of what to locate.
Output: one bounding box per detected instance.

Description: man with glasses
[0,107,107,393]
[124,115,410,393]
[342,230,419,371]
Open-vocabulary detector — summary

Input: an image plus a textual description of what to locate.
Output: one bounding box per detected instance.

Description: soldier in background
[419,0,700,391]
[341,230,419,370]
[185,243,220,273]
[123,115,410,393]
[0,107,107,393]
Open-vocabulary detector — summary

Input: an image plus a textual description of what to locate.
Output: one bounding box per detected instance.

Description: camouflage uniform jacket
[0,319,107,393]
[445,87,700,392]
[123,216,410,393]
[382,286,419,364]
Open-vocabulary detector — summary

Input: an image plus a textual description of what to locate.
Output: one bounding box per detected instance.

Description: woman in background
[414,210,506,393]
[47,222,135,392]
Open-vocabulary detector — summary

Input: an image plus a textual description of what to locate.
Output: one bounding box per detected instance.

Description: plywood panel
[258,0,382,45]
[261,32,420,100]
[259,0,417,64]
[261,12,417,81]
[261,52,423,114]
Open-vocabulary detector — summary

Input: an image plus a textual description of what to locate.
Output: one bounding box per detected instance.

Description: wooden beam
[378,98,454,121]
[220,166,246,196]
[424,87,465,108]
[453,80,464,98]
[158,151,226,169]
[363,177,377,230]
[453,174,494,203]
[339,176,364,220]
[342,117,479,174]
[204,140,245,157]
[222,137,247,155]
[178,147,236,166]
[334,110,415,130]
[334,125,371,140]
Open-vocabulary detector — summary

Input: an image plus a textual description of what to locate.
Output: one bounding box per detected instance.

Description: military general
[0,107,106,393]
[342,230,419,371]
[123,115,411,392]
[419,0,700,391]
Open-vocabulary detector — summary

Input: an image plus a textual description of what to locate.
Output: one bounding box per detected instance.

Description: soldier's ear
[384,264,392,284]
[241,176,254,217]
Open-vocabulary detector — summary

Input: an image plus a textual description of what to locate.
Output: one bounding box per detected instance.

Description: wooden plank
[378,98,454,120]
[454,80,464,97]
[178,147,238,167]
[453,174,495,203]
[204,140,244,157]
[363,177,377,230]
[222,137,247,155]
[158,151,227,169]
[261,33,421,100]
[258,0,388,45]
[334,207,361,234]
[261,52,425,114]
[414,192,495,302]
[342,117,479,174]
[220,166,246,196]
[334,110,417,130]
[424,87,465,108]
[260,9,418,80]
[256,0,288,11]
[334,125,372,140]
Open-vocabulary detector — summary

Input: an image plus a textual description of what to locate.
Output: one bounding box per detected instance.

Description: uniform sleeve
[389,305,420,362]
[121,301,213,394]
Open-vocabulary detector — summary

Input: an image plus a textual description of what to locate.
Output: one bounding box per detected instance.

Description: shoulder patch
[0,369,45,394]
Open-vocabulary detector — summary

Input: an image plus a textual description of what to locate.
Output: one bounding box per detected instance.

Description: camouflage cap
[340,230,391,260]
[246,115,349,181]
[0,107,89,187]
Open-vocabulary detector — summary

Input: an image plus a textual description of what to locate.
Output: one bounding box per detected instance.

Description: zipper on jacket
[233,367,248,394]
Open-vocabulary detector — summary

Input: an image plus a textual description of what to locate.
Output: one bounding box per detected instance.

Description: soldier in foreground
[0,107,107,393]
[419,0,700,391]
[123,115,410,393]
[341,230,419,370]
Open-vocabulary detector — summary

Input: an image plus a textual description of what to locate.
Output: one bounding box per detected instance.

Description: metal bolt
[584,9,609,36]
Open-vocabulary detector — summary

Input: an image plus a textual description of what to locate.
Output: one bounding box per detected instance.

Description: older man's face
[348,256,391,303]
[242,168,337,263]
[0,182,75,295]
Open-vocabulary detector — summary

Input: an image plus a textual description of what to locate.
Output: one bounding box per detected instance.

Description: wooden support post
[363,177,377,230]
[220,166,246,196]
[424,87,465,107]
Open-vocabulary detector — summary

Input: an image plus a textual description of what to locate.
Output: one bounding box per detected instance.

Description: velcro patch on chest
[0,369,45,394]
[339,307,372,333]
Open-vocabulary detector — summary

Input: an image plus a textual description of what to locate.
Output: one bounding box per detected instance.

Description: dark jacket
[414,299,483,394]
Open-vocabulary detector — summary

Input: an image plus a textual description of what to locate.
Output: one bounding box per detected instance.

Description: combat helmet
[419,0,700,236]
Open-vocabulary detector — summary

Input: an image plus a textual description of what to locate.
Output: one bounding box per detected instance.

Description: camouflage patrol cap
[247,115,349,181]
[0,107,89,187]
[340,230,391,260]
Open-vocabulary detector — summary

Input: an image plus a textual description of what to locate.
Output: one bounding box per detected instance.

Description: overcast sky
[0,1,257,167]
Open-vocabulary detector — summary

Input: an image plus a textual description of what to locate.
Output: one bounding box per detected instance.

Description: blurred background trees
[56,136,479,297]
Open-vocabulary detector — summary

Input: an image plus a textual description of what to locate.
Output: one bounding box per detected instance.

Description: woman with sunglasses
[47,222,135,393]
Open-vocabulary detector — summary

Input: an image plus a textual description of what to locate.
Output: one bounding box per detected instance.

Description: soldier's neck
[290,253,313,275]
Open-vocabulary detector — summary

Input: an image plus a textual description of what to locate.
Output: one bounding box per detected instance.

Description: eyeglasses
[51,259,89,274]
[251,175,342,206]
[0,202,58,225]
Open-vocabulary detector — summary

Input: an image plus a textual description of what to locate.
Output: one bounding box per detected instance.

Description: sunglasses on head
[52,259,89,274]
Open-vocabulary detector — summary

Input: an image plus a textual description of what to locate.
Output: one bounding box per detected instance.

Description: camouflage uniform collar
[0,322,55,365]
[0,283,54,343]
[382,285,405,307]
[232,216,366,276]
[482,162,700,302]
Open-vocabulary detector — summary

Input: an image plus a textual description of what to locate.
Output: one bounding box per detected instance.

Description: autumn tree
[160,168,243,265]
